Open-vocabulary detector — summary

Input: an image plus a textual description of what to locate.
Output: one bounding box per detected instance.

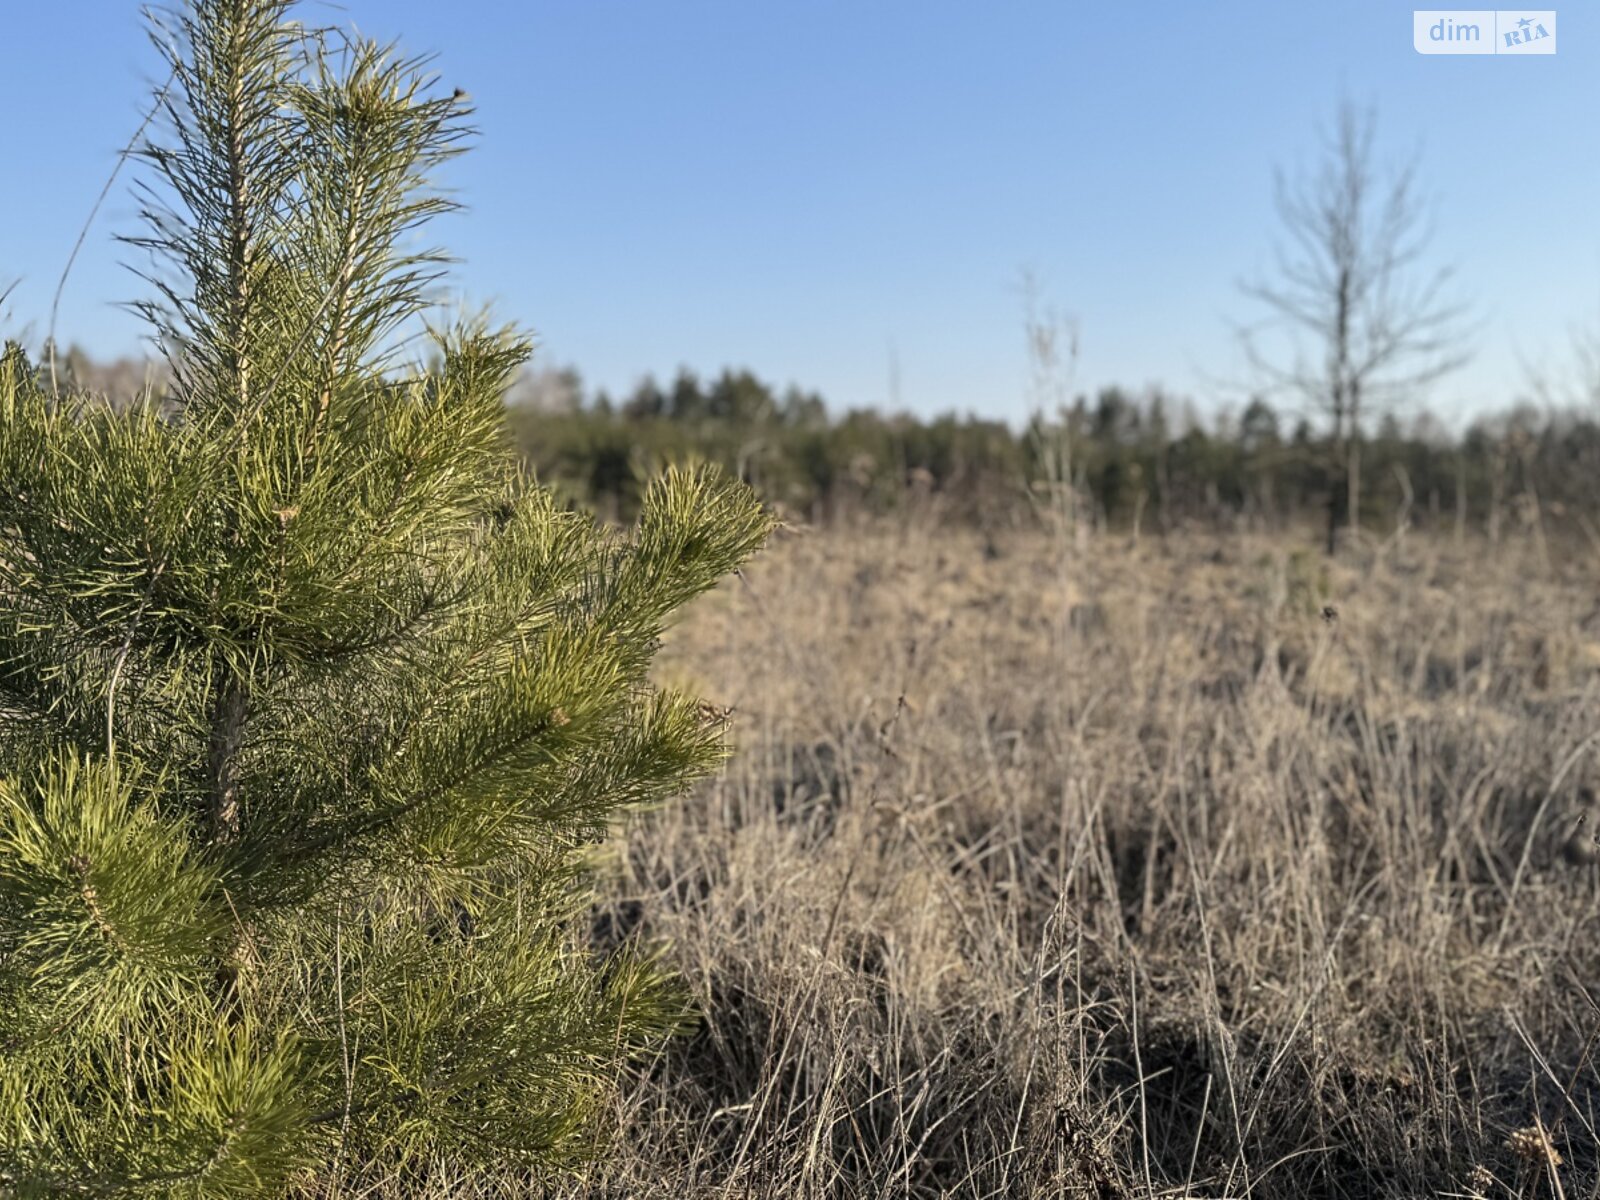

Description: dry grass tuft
[1507,1124,1563,1169]
[542,517,1600,1199]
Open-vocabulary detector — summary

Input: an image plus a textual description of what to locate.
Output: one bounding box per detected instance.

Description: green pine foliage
[0,1,772,1193]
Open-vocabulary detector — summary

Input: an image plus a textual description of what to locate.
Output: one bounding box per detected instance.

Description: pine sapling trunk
[206,681,247,846]
[207,678,248,1010]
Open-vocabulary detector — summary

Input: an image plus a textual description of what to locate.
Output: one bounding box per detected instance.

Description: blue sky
[2,2,1595,426]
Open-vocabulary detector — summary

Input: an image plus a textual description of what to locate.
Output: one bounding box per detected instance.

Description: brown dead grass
[549,515,1600,1199]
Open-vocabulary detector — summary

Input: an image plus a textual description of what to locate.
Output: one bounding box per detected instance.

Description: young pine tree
[0,2,771,1193]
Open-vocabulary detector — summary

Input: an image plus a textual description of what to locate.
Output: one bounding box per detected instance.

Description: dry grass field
[543,514,1600,1200]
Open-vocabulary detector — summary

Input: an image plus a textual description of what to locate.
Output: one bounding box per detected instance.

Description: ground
[562,515,1599,1199]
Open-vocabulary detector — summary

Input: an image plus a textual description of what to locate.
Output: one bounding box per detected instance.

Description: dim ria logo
[1414,10,1556,53]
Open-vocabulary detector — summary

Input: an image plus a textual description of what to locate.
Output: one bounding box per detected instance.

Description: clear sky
[2,2,1595,426]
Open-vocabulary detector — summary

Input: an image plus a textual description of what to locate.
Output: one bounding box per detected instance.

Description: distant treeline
[45,348,1600,539]
[508,365,1600,539]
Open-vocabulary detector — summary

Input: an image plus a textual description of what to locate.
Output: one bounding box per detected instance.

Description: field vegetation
[535,513,1600,1199]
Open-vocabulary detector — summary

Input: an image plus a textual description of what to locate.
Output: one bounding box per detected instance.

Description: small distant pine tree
[0,1,771,1193]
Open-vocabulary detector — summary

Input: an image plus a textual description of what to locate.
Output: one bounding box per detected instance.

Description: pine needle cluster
[0,2,772,1193]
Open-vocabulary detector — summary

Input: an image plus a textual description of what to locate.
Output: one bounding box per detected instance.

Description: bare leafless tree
[1240,101,1472,553]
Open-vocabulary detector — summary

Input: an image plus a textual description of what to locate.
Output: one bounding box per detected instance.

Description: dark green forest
[503,363,1600,546]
